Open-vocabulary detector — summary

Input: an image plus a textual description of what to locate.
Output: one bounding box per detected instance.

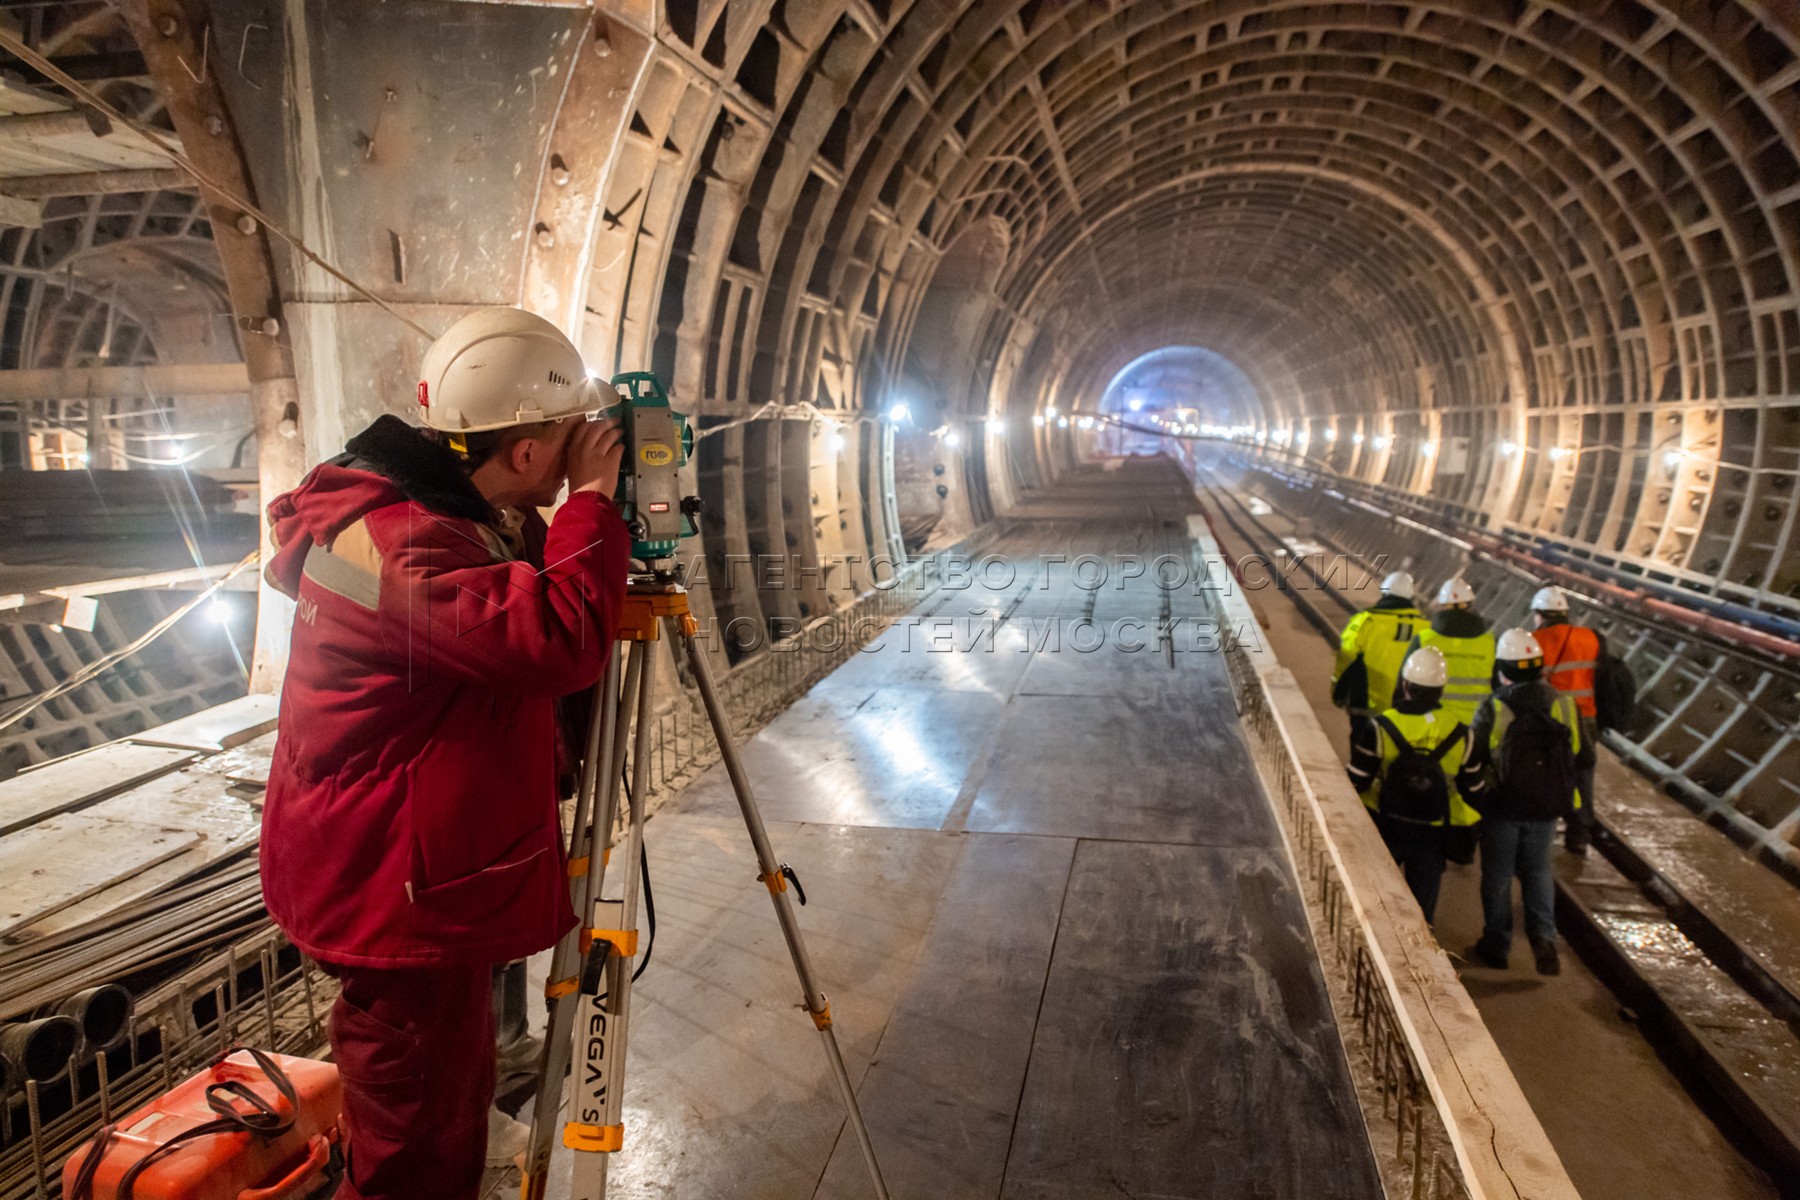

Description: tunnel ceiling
[4,0,1800,613]
[573,0,1799,603]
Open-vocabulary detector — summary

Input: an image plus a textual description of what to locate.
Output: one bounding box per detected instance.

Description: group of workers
[1334,572,1604,977]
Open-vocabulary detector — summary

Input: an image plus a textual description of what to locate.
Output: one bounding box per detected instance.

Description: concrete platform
[541,463,1381,1198]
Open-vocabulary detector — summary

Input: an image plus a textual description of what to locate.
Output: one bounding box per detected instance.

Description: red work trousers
[321,961,495,1200]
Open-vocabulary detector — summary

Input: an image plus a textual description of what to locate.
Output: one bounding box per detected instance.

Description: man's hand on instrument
[568,418,625,497]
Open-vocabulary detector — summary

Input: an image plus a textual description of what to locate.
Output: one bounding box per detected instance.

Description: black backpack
[1595,652,1639,732]
[1497,704,1579,818]
[1375,717,1463,825]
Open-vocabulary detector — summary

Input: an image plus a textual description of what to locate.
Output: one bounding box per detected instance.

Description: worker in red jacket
[260,307,629,1200]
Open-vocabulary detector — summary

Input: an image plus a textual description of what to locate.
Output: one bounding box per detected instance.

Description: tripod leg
[522,647,635,1200]
[677,627,892,1200]
[566,641,656,1200]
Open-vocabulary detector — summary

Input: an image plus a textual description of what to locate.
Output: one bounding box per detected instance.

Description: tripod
[520,572,891,1200]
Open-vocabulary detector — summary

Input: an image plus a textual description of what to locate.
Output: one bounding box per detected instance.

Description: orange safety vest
[1536,622,1600,719]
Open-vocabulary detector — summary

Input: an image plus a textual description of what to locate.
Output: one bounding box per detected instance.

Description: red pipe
[1470,537,1800,663]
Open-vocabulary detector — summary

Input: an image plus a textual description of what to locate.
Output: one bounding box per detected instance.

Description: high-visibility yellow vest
[1333,603,1422,716]
[1360,707,1480,827]
[1487,690,1586,811]
[1416,625,1495,726]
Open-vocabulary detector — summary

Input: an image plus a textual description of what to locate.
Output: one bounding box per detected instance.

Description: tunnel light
[1351,432,1365,445]
[1420,441,1437,457]
[943,430,962,448]
[209,597,234,626]
[830,432,847,453]
[585,367,601,379]
[1324,429,1336,442]
[1294,430,1309,446]
[1373,435,1391,450]
[1057,416,1070,428]
[1044,404,1058,420]
[1663,449,1685,470]
[1032,414,1046,427]
[1077,416,1095,430]
[1128,397,1144,412]
[988,417,1006,435]
[886,402,911,423]
[1548,446,1570,461]
[1255,431,1268,444]
[1184,424,1199,435]
[1499,439,1519,457]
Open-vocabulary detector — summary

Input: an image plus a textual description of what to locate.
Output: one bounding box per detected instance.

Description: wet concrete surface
[524,461,1382,1199]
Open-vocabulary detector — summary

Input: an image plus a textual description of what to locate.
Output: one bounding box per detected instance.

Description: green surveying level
[597,371,699,562]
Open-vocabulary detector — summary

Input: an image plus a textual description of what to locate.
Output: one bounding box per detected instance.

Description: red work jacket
[260,428,628,968]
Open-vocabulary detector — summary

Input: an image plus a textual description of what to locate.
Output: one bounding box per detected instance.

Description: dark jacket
[1457,677,1594,822]
[260,416,630,967]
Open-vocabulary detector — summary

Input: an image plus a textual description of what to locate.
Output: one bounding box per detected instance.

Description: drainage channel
[1192,462,1800,1180]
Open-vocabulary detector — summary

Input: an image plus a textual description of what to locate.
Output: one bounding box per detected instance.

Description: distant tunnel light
[1372,435,1391,450]
[1548,446,1571,461]
[1351,432,1365,445]
[1056,416,1070,428]
[1128,397,1144,412]
[886,402,911,423]
[1420,440,1437,457]
[1499,439,1519,457]
[1324,429,1336,442]
[209,597,234,625]
[987,417,1006,435]
[829,432,847,453]
[1044,405,1058,419]
[1663,448,1685,469]
[1032,414,1047,427]
[943,430,962,448]
[1076,415,1094,430]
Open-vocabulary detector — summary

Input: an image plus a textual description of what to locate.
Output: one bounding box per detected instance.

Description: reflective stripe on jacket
[1346,706,1478,827]
[1414,626,1496,726]
[1332,601,1421,716]
[1535,621,1600,719]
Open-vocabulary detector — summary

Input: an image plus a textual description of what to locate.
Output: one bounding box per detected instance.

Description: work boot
[487,1104,532,1169]
[1468,939,1509,970]
[1564,832,1590,856]
[1531,939,1561,976]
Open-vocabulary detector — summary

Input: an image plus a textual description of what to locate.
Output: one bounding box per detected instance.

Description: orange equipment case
[63,1049,341,1200]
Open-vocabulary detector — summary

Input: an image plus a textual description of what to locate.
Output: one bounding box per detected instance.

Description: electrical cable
[617,764,654,983]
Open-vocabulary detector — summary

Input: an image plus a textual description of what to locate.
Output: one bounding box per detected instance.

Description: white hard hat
[1530,585,1569,612]
[1381,571,1416,599]
[1400,646,1449,688]
[1434,576,1477,607]
[1496,627,1544,666]
[418,307,600,432]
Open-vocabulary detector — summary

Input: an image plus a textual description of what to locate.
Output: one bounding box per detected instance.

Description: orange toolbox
[63,1048,342,1200]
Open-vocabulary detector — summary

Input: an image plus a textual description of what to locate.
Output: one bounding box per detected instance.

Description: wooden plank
[0,814,202,936]
[131,693,278,752]
[0,741,195,836]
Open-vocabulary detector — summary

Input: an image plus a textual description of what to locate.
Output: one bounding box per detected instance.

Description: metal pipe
[0,362,249,402]
[0,1016,80,1086]
[54,984,133,1057]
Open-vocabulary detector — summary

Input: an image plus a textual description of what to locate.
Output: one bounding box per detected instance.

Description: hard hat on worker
[1530,585,1570,612]
[417,307,602,432]
[1400,646,1449,688]
[1496,627,1544,668]
[1380,571,1416,599]
[1434,576,1476,607]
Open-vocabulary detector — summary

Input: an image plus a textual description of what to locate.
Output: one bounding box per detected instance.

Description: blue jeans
[1479,819,1558,954]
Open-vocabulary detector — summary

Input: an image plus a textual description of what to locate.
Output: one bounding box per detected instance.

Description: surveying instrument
[519,372,891,1200]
